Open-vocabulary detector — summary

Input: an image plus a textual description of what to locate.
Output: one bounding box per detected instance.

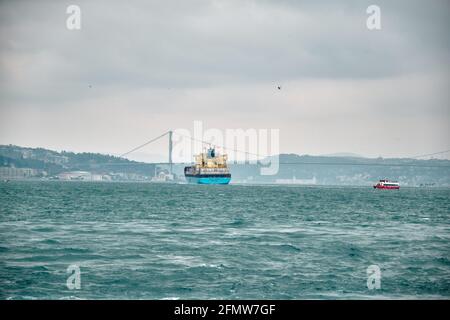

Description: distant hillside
[0,144,155,178]
[1,145,449,186]
[322,152,363,158]
[229,153,450,186]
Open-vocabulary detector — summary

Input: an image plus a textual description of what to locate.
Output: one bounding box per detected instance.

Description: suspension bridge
[116,131,450,173]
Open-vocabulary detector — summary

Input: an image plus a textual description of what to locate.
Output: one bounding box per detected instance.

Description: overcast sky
[0,0,449,161]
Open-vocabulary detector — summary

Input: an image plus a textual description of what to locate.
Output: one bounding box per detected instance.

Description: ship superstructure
[184,147,231,184]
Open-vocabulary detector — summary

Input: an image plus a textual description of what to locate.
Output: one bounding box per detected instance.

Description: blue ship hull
[186,176,231,184]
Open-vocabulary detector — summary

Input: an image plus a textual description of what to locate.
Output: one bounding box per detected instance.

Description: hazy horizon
[3,143,450,165]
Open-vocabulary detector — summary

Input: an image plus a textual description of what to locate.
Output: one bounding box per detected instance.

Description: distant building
[0,167,44,179]
[275,176,317,185]
[57,171,92,181]
[151,171,174,182]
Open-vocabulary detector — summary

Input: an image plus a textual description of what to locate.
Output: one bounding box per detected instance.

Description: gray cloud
[0,0,449,158]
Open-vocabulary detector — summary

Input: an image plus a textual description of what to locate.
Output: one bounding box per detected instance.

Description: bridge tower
[168,130,173,175]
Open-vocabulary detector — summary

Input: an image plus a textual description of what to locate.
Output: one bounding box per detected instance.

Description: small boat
[373,179,400,189]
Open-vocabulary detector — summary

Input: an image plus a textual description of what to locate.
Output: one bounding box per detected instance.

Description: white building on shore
[275,176,317,185]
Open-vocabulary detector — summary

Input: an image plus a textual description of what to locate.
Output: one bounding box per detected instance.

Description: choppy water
[0,181,449,299]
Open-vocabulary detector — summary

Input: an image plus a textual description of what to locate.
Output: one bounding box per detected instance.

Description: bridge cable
[119,131,450,168]
[119,131,170,158]
[172,131,266,159]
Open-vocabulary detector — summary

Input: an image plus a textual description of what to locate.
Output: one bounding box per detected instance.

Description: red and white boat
[373,179,400,189]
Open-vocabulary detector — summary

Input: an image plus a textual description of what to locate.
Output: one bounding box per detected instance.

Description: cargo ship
[184,147,231,184]
[373,179,400,189]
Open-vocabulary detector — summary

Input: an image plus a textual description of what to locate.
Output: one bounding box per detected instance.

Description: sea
[0,181,449,299]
